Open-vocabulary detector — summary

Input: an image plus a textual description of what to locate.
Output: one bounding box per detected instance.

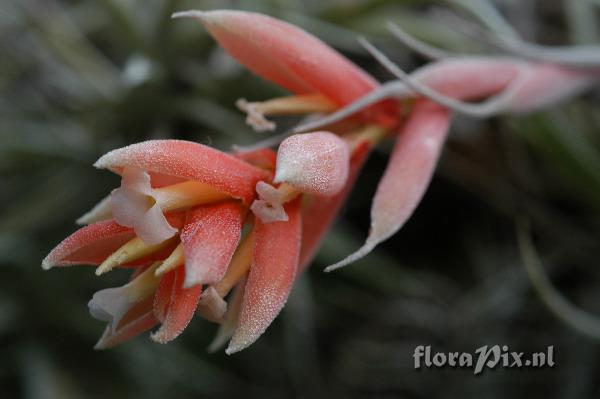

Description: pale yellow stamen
[155,243,185,276]
[214,230,255,297]
[77,181,231,225]
[276,183,301,204]
[237,94,337,132]
[96,236,178,276]
[77,195,112,225]
[196,231,255,324]
[154,181,230,212]
[128,262,162,299]
[344,124,388,152]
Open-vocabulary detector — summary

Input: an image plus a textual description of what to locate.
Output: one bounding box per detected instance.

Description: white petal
[134,203,178,245]
[76,195,113,225]
[88,263,160,332]
[250,199,288,223]
[197,286,228,323]
[121,167,153,195]
[111,187,150,228]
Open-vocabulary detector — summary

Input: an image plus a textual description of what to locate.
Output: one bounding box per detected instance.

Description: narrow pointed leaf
[326,102,451,271]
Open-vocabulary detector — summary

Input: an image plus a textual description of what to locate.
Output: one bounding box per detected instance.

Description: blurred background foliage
[1,0,600,398]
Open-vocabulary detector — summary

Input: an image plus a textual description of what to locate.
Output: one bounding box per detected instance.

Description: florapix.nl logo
[413,345,555,375]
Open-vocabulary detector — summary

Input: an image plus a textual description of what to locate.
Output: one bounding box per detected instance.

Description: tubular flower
[43,10,399,353]
[43,9,600,353]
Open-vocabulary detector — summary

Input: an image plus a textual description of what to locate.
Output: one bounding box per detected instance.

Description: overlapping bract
[43,9,388,352]
[43,9,600,353]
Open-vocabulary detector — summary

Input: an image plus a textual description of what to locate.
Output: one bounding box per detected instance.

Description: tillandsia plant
[42,9,600,354]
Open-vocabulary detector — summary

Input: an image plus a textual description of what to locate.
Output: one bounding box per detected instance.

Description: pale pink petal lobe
[94,296,158,350]
[110,187,148,228]
[88,263,160,332]
[250,199,288,223]
[134,203,179,245]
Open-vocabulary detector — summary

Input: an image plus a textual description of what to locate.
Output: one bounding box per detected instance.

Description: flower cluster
[43,9,600,353]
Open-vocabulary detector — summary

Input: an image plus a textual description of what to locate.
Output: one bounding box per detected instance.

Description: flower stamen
[154,181,231,211]
[197,230,255,322]
[250,182,300,223]
[236,94,337,132]
[215,230,255,298]
[345,124,388,151]
[95,236,179,276]
[155,243,185,276]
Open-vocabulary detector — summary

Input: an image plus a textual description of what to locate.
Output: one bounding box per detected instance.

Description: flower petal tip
[224,326,261,354]
[87,295,113,323]
[94,264,111,276]
[224,340,246,355]
[171,10,206,20]
[171,10,229,25]
[93,339,110,351]
[207,339,225,354]
[149,330,171,344]
[236,98,276,132]
[182,275,203,290]
[323,242,376,272]
[275,132,350,196]
[75,214,95,226]
[76,196,113,225]
[41,257,54,270]
[197,286,227,323]
[250,200,289,223]
[92,152,113,170]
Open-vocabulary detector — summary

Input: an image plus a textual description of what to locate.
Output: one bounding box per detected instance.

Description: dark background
[1,0,600,398]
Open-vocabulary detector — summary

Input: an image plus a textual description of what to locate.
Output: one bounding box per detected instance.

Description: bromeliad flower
[176,9,599,274]
[288,26,600,270]
[43,8,600,353]
[43,10,399,353]
[170,10,409,269]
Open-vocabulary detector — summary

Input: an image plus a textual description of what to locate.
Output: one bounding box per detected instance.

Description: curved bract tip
[325,102,451,272]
